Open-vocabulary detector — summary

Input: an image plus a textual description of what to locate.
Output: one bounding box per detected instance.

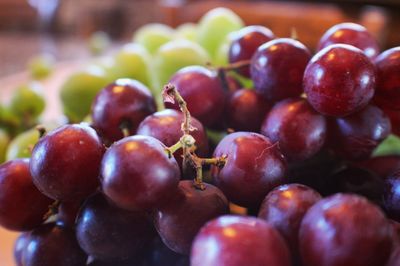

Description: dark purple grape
[353,155,400,179]
[328,104,391,160]
[384,170,400,222]
[304,44,376,117]
[318,22,380,59]
[228,25,275,77]
[381,107,400,136]
[144,234,190,266]
[211,132,287,208]
[101,135,180,210]
[325,166,384,205]
[154,180,229,254]
[299,194,393,266]
[387,246,400,266]
[137,109,209,170]
[30,124,105,201]
[165,66,226,128]
[57,200,83,228]
[261,98,327,162]
[374,47,400,110]
[191,215,291,266]
[227,89,271,132]
[14,232,31,266]
[76,193,154,260]
[258,184,321,257]
[250,38,311,102]
[91,78,156,144]
[0,159,52,231]
[24,223,87,266]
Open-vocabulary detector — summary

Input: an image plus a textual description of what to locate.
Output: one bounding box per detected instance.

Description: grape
[384,170,400,221]
[387,246,400,266]
[165,66,226,128]
[57,200,83,228]
[328,104,391,160]
[229,25,275,77]
[191,215,291,266]
[154,180,229,254]
[88,31,111,55]
[133,23,175,54]
[145,235,189,266]
[382,107,400,136]
[374,47,400,110]
[261,98,327,162]
[299,194,393,266]
[112,43,152,88]
[60,66,110,122]
[154,40,210,91]
[353,155,400,179]
[24,223,87,266]
[0,159,52,231]
[318,22,380,59]
[91,79,156,144]
[136,109,209,171]
[76,193,153,260]
[27,53,54,80]
[30,124,105,201]
[14,232,31,266]
[211,132,287,208]
[251,38,311,102]
[9,81,45,119]
[325,166,384,205]
[303,44,376,117]
[0,129,9,163]
[197,7,244,59]
[101,135,180,210]
[6,127,39,161]
[258,184,321,259]
[175,23,197,41]
[373,134,400,157]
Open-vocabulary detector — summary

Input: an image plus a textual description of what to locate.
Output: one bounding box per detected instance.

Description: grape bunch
[2,7,400,266]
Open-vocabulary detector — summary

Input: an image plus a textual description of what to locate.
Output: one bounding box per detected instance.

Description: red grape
[137,109,209,170]
[250,38,311,102]
[381,107,400,136]
[191,215,291,266]
[165,66,226,128]
[318,22,380,59]
[24,223,87,266]
[228,25,275,77]
[374,47,400,110]
[353,155,400,179]
[30,124,105,201]
[299,194,393,266]
[153,180,228,254]
[0,159,52,231]
[304,44,376,117]
[384,170,400,222]
[261,98,327,162]
[14,232,30,266]
[328,104,391,160]
[387,246,400,266]
[227,89,271,132]
[91,79,156,144]
[57,200,83,228]
[211,132,287,208]
[101,135,180,210]
[258,184,321,257]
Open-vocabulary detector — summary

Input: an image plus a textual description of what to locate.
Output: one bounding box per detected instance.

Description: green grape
[60,66,109,122]
[0,129,10,163]
[153,40,210,107]
[175,23,198,41]
[372,134,400,157]
[229,71,254,89]
[197,7,244,59]
[133,23,175,54]
[90,57,119,82]
[111,43,152,87]
[27,53,55,80]
[88,31,111,55]
[214,35,232,66]
[9,81,45,119]
[0,104,20,135]
[6,127,39,160]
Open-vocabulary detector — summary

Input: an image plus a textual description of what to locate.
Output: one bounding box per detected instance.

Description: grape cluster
[2,7,400,266]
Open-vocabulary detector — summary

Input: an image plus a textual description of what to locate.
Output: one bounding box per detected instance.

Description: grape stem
[43,200,60,221]
[163,84,227,190]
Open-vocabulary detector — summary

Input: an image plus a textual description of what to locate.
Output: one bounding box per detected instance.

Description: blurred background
[0,0,399,77]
